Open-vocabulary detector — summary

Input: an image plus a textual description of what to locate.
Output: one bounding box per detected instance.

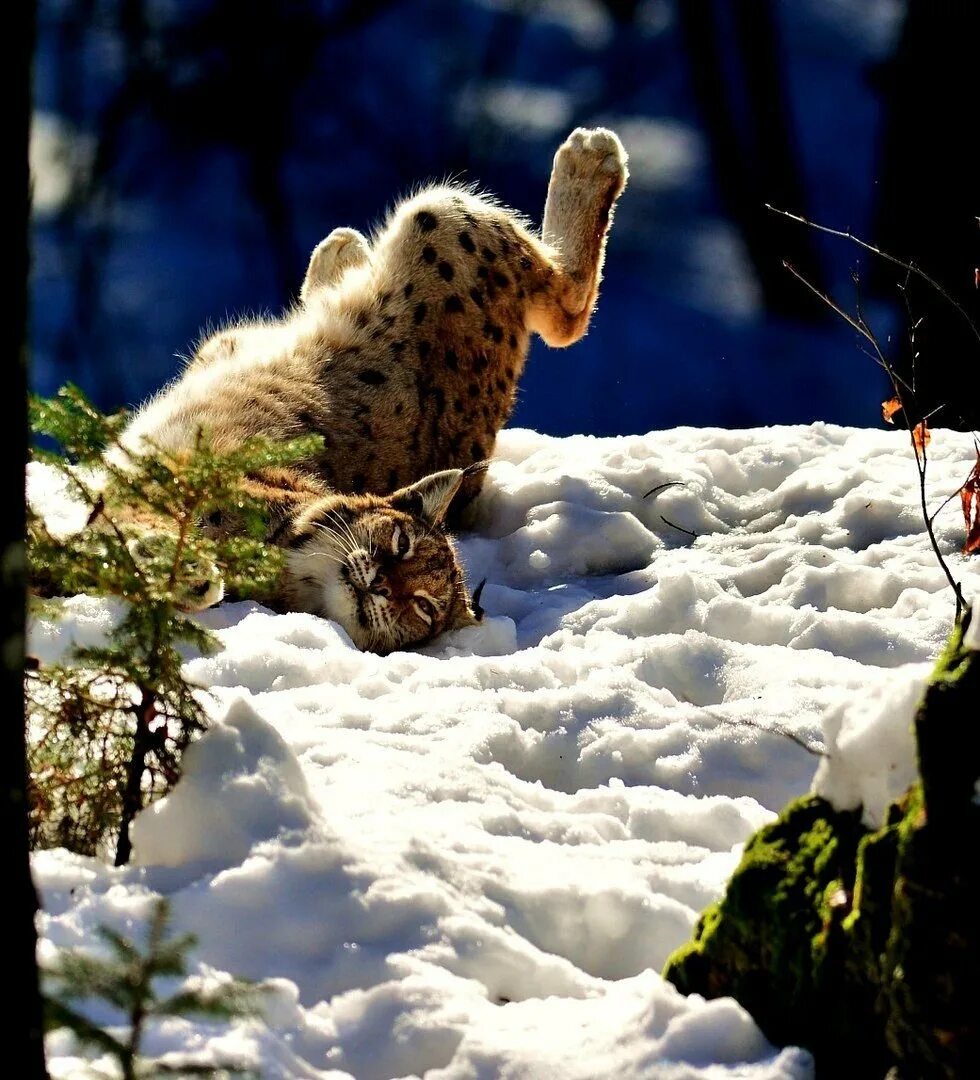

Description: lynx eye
[412,595,435,623]
[392,525,412,558]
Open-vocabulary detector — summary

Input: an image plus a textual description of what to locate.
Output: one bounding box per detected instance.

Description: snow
[812,593,980,828]
[810,665,927,828]
[30,423,980,1079]
[965,600,980,652]
[29,112,94,217]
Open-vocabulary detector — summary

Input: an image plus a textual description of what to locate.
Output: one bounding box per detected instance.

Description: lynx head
[282,469,482,654]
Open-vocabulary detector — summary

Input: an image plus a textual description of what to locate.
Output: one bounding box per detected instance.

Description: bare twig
[929,456,980,528]
[778,250,966,623]
[643,481,686,499]
[694,707,827,758]
[766,204,980,347]
[643,481,698,538]
[783,260,871,343]
[660,515,698,539]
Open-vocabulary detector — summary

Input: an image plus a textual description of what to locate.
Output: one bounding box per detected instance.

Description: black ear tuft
[471,577,487,621]
[462,459,491,480]
[273,513,315,548]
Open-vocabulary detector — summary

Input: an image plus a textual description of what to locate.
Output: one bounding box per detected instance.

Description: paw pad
[553,127,629,185]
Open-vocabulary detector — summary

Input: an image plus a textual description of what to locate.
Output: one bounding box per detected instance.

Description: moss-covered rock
[663,622,979,1079]
[664,794,886,1074]
[882,625,980,1078]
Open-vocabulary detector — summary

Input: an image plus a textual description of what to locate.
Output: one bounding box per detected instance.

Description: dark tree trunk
[678,0,827,321]
[4,2,50,1076]
[114,690,157,867]
[873,0,980,432]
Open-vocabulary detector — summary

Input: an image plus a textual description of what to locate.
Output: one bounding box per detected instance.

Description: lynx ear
[390,469,464,525]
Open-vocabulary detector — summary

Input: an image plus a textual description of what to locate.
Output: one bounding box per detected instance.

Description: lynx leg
[301,227,373,304]
[530,127,628,346]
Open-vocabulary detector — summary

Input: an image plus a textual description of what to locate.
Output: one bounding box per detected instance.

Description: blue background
[31,0,908,436]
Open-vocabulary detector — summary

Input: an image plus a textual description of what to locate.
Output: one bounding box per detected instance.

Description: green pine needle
[27,384,322,859]
[44,901,261,1079]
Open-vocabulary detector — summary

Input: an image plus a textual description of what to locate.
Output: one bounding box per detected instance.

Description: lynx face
[283,470,479,654]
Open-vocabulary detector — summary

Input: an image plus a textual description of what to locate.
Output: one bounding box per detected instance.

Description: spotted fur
[114,129,628,652]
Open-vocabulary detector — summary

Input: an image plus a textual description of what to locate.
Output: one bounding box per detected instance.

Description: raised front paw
[552,127,629,193]
[301,227,373,302]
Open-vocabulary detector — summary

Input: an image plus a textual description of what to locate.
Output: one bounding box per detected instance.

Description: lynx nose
[347,549,377,593]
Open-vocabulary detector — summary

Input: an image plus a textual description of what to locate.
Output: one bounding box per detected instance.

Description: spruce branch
[44,900,261,1080]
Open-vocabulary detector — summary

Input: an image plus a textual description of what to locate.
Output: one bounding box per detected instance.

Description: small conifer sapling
[27,385,321,863]
[45,899,261,1078]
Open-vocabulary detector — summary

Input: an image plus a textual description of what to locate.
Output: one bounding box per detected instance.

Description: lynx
[115,128,628,653]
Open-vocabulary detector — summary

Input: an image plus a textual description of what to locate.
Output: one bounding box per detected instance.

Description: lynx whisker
[323,509,360,553]
[291,545,347,567]
[310,520,355,558]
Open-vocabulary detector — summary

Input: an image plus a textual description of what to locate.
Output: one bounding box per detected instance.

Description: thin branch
[643,481,686,499]
[767,204,980,346]
[697,708,827,758]
[782,260,871,343]
[778,256,965,622]
[50,463,145,584]
[660,515,698,539]
[643,481,698,538]
[926,475,973,530]
[784,261,915,397]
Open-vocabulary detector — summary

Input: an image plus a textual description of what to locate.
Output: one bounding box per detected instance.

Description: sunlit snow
[31,423,980,1079]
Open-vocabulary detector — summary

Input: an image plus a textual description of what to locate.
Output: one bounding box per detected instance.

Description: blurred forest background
[30,0,979,437]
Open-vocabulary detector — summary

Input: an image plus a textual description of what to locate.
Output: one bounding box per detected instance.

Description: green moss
[840,804,901,993]
[913,622,978,828]
[663,794,879,1073]
[883,636,980,1078]
[664,624,979,1078]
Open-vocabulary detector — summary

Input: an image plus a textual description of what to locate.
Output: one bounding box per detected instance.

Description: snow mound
[810,665,927,828]
[31,424,980,1078]
[132,697,319,869]
[813,595,980,827]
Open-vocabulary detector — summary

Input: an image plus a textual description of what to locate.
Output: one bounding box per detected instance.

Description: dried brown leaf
[961,449,980,555]
[882,397,902,424]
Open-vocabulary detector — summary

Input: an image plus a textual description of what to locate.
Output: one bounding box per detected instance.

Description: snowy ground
[31,423,980,1079]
